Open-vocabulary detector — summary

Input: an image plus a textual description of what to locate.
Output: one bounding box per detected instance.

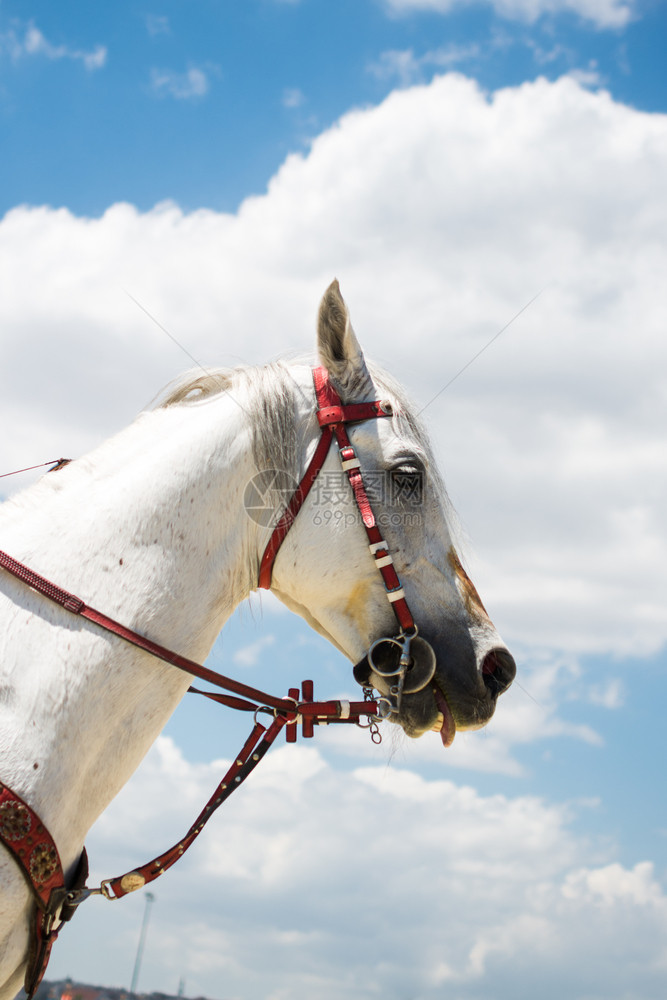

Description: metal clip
[99,879,117,900]
[65,886,98,907]
[376,696,398,719]
[253,704,278,726]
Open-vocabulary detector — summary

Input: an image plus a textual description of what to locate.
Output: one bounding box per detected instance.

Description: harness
[0,366,436,995]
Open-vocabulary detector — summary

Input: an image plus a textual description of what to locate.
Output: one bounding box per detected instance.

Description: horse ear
[317,280,374,401]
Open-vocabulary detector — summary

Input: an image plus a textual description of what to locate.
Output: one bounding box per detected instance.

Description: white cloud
[1,71,665,1000]
[369,43,481,86]
[0,20,107,70]
[382,0,636,30]
[567,64,605,87]
[3,74,666,665]
[371,37,609,87]
[588,676,625,708]
[44,736,667,998]
[313,647,606,777]
[150,65,210,100]
[563,860,666,907]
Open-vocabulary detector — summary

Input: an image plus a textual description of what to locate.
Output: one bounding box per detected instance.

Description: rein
[0,365,431,996]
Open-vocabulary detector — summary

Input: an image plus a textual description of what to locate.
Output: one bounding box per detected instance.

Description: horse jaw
[269,586,352,658]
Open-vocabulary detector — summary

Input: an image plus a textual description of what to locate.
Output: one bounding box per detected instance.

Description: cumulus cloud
[2,74,665,667]
[2,67,666,1000]
[382,0,636,30]
[45,736,667,998]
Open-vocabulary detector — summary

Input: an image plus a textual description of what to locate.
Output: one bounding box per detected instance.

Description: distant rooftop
[32,980,222,1000]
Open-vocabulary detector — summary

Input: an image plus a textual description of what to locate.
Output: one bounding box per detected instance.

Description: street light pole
[130,891,155,996]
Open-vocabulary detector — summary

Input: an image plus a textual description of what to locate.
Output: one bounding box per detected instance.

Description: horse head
[261,281,516,746]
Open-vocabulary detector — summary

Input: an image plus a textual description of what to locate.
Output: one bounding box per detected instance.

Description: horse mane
[155,361,301,479]
[155,360,452,523]
[0,357,457,575]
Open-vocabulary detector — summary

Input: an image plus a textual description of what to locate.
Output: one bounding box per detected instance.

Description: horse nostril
[481,648,516,698]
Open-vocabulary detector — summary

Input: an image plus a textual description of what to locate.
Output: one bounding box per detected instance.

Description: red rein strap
[0,548,289,715]
[101,716,286,899]
[0,539,380,995]
[259,366,415,634]
[0,458,70,480]
[0,364,411,995]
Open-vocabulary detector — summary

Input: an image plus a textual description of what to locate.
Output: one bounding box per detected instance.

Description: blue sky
[1,0,666,216]
[1,2,667,999]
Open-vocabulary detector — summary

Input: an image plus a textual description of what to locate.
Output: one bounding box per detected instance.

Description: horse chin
[353,635,514,748]
[393,685,457,745]
[395,686,457,747]
[384,673,502,747]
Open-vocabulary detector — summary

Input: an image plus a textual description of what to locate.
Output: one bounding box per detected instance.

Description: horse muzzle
[353,629,516,747]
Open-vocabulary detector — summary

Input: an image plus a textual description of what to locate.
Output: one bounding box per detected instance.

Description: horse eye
[388,462,425,505]
[390,458,426,478]
[393,463,423,477]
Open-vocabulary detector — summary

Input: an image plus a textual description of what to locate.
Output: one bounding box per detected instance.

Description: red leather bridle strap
[0,363,415,994]
[101,715,287,899]
[0,783,64,918]
[259,366,415,633]
[0,782,88,997]
[0,548,292,715]
[0,537,381,994]
[258,424,335,589]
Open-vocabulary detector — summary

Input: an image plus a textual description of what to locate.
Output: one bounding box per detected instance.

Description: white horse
[0,282,514,998]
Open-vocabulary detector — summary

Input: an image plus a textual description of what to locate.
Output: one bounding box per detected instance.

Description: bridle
[0,364,437,995]
[258,365,437,715]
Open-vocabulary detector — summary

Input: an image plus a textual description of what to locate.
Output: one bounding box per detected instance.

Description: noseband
[258,366,436,716]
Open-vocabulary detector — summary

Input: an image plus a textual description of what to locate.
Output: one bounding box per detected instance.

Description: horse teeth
[432,711,444,732]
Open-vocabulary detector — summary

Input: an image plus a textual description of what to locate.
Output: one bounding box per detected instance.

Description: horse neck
[0,392,261,865]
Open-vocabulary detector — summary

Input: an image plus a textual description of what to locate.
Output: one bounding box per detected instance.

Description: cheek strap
[258,366,415,634]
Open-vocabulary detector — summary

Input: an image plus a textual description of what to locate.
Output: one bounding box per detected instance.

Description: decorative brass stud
[120,871,146,893]
[29,843,58,885]
[0,800,32,842]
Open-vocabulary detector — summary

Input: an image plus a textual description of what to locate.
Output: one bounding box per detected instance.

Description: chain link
[362,685,383,744]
